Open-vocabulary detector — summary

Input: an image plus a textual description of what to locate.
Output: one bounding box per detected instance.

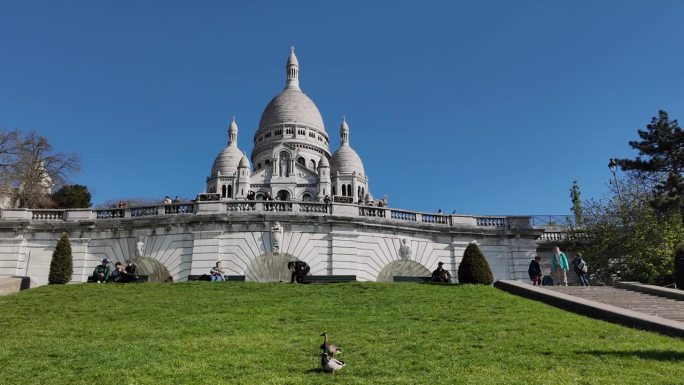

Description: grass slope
[0,282,683,385]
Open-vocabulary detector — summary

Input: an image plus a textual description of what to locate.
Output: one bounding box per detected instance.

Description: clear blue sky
[1,1,683,215]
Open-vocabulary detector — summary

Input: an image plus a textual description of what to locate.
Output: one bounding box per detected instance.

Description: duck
[320,332,342,357]
[321,352,345,373]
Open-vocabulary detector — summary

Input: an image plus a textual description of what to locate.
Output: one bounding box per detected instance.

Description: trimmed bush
[458,243,494,284]
[48,234,73,284]
[675,245,684,290]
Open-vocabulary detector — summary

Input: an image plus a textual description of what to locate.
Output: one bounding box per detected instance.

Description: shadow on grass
[583,350,684,361]
[305,368,326,374]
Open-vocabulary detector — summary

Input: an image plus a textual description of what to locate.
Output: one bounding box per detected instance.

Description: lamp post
[608,158,623,201]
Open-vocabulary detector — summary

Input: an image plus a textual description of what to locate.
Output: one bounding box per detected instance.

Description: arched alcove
[376,260,430,282]
[131,257,171,283]
[244,253,299,282]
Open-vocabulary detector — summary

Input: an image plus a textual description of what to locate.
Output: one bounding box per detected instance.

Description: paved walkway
[494,280,684,339]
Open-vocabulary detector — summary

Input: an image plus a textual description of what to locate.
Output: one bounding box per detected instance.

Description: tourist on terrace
[120,260,138,283]
[288,260,310,283]
[573,253,590,286]
[551,246,569,286]
[210,261,225,282]
[431,262,451,283]
[163,196,172,205]
[528,256,542,286]
[92,258,111,283]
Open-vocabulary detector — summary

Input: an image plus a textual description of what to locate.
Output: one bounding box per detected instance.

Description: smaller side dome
[210,117,243,177]
[238,152,250,168]
[318,156,330,168]
[331,117,365,176]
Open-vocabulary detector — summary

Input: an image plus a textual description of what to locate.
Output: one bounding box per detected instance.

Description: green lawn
[0,282,682,385]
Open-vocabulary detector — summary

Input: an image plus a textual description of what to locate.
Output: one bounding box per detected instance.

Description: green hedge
[48,234,73,285]
[458,243,494,285]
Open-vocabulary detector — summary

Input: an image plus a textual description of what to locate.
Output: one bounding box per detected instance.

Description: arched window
[265,159,271,166]
[342,184,346,196]
[298,157,306,166]
[358,186,361,198]
[302,193,311,201]
[347,184,352,197]
[257,163,261,170]
[227,185,233,198]
[277,190,290,201]
[221,185,227,198]
[332,186,336,196]
[310,160,316,170]
[255,193,265,200]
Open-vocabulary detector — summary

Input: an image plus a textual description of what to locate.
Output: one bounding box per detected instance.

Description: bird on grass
[320,332,342,357]
[321,352,345,373]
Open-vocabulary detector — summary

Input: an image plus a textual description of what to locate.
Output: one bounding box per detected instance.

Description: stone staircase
[544,286,684,323]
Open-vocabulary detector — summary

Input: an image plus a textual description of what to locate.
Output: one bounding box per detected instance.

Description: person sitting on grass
[109,262,124,283]
[92,258,111,283]
[120,260,138,283]
[288,261,310,283]
[210,261,225,282]
[431,262,451,283]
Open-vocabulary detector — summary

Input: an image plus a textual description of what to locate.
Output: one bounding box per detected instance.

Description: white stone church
[0,50,561,286]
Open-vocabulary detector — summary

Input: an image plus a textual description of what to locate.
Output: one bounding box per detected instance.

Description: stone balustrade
[0,201,537,230]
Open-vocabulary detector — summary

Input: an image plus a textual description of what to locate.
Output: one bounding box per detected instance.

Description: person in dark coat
[431,262,451,283]
[288,261,310,283]
[120,260,138,283]
[528,256,542,286]
[573,253,590,286]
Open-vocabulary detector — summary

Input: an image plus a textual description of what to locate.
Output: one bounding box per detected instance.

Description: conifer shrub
[48,234,73,284]
[458,243,494,284]
[675,245,684,290]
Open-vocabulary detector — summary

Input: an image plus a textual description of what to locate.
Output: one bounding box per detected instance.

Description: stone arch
[376,260,430,282]
[131,257,171,283]
[277,189,291,201]
[244,252,299,282]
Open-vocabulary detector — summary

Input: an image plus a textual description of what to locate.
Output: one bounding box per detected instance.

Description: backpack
[577,260,588,273]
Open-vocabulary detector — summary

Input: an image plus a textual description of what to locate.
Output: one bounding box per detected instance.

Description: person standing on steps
[551,246,569,286]
[528,256,542,286]
[573,253,590,286]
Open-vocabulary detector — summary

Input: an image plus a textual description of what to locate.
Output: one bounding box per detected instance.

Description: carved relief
[399,238,411,259]
[271,222,284,254]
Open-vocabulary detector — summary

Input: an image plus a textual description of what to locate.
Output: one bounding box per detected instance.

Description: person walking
[573,253,590,286]
[551,246,569,286]
[528,256,542,286]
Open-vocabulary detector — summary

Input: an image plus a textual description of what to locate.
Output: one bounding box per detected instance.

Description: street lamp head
[608,158,618,173]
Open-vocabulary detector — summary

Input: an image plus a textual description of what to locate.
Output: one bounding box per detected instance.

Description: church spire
[285,46,300,90]
[340,116,349,146]
[228,116,238,146]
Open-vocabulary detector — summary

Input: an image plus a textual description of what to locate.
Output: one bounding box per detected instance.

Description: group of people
[92,258,138,283]
[528,246,590,286]
[163,196,182,205]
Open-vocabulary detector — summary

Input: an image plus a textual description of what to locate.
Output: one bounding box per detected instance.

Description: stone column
[70,238,90,283]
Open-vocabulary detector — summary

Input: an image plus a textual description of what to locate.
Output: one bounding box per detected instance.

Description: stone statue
[135,237,146,258]
[271,222,283,254]
[399,238,411,259]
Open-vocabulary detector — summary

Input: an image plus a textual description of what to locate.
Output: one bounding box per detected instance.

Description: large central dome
[258,88,325,132]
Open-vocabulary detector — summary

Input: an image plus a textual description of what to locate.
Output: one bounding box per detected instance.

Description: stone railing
[391,209,417,222]
[32,210,65,221]
[476,217,508,227]
[531,215,574,227]
[359,206,386,218]
[299,202,329,213]
[0,201,539,231]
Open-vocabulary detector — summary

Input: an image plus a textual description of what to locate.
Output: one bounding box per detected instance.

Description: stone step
[543,286,684,322]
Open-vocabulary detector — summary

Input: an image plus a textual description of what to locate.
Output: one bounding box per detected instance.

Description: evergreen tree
[51,184,91,208]
[675,245,684,290]
[48,234,73,284]
[617,110,684,224]
[570,180,582,226]
[457,243,494,284]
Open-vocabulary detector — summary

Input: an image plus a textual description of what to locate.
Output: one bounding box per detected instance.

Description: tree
[574,174,684,285]
[0,129,80,208]
[48,234,73,284]
[457,243,494,284]
[51,184,92,208]
[617,110,684,224]
[570,180,582,226]
[675,245,684,290]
